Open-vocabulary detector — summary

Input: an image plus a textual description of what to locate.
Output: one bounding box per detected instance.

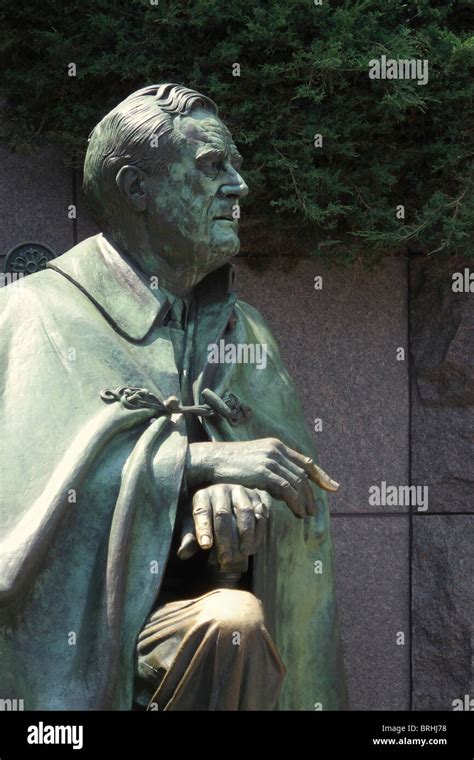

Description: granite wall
[1,148,472,711]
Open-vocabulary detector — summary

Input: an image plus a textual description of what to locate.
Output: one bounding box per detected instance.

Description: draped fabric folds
[0,234,347,710]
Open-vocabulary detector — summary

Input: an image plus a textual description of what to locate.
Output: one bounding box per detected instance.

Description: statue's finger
[273,456,315,515]
[263,471,305,519]
[231,486,256,555]
[269,462,314,517]
[281,445,340,492]
[192,489,214,549]
[210,487,234,564]
[177,530,199,560]
[306,461,340,492]
[253,502,269,549]
[176,512,199,559]
[255,489,272,516]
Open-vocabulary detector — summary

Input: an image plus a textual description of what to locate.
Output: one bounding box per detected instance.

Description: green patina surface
[0,84,347,709]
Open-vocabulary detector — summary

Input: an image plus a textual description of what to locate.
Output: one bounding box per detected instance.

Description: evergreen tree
[1,0,473,264]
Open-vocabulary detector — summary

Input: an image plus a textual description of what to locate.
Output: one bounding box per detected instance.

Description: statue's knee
[198,589,265,636]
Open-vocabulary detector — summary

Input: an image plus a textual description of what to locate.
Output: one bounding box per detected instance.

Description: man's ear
[115,165,147,212]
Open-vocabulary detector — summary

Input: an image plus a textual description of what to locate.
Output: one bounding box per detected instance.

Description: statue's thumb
[177,516,199,560]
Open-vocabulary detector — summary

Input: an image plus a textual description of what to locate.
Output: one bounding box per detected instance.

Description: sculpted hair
[83,83,218,228]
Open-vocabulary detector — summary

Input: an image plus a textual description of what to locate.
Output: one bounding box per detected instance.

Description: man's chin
[181,236,239,287]
[210,232,240,260]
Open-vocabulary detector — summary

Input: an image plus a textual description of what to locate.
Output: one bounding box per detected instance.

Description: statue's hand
[186,438,339,519]
[177,484,271,565]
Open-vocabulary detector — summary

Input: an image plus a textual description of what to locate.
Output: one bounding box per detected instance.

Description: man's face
[144,109,248,289]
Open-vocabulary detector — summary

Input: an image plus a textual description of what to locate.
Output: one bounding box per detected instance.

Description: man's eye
[205,164,220,178]
[197,155,242,176]
[198,159,221,176]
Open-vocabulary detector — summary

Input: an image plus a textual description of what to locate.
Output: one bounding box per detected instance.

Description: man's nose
[220,164,249,199]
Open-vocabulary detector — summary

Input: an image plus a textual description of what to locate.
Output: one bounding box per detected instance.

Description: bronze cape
[0,233,347,710]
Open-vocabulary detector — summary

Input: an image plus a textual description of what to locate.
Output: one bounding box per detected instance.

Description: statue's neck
[103,232,195,297]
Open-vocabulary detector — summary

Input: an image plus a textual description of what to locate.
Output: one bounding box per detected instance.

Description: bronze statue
[0,84,347,710]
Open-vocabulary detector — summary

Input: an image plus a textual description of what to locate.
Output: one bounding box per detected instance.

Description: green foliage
[1,0,473,263]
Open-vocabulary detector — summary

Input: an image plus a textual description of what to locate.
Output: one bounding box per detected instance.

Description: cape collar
[48,233,235,341]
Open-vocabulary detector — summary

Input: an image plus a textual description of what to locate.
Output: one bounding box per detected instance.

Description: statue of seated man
[0,83,347,711]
